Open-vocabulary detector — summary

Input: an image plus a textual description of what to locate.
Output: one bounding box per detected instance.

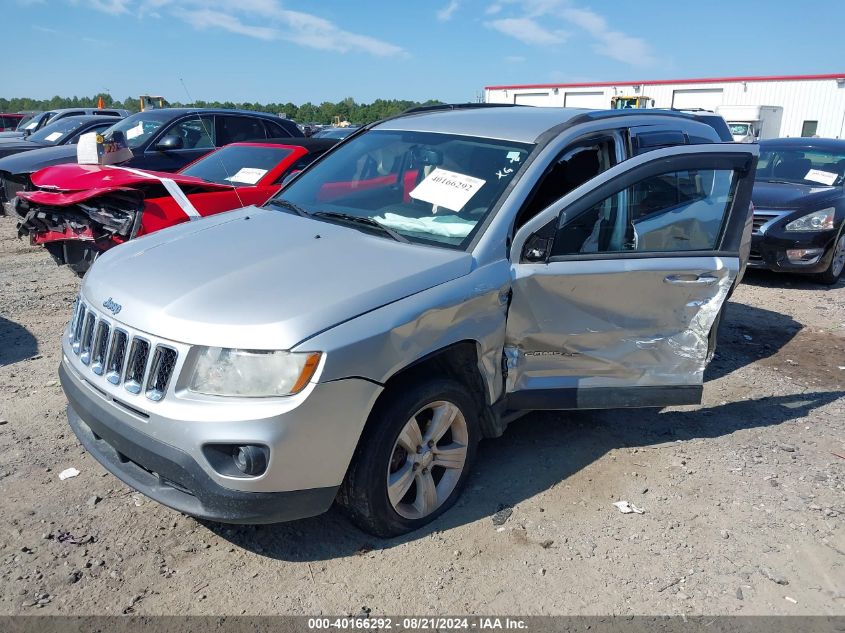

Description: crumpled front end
[14,190,144,274]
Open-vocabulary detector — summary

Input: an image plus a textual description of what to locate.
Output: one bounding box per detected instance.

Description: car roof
[44,115,120,124]
[50,107,126,114]
[138,107,281,118]
[376,105,587,143]
[759,137,845,151]
[375,104,725,143]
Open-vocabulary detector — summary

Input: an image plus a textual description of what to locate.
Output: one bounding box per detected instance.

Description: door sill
[505,385,702,411]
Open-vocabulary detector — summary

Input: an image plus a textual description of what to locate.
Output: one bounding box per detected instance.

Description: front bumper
[60,352,382,524]
[749,229,839,274]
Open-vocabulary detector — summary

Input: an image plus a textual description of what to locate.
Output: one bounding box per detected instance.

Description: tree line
[0,95,444,125]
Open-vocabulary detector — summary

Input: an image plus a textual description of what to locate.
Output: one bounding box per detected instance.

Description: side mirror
[153,135,184,151]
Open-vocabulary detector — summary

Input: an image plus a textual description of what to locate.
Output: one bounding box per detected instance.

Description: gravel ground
[0,214,843,616]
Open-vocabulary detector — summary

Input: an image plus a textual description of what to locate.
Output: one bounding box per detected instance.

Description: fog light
[786,248,823,264]
[232,445,268,476]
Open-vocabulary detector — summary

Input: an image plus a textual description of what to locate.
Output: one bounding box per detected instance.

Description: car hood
[82,207,473,350]
[752,180,842,210]
[0,144,77,175]
[21,164,233,206]
[0,131,26,139]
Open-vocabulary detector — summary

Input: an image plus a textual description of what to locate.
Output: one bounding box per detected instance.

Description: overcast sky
[9,0,845,104]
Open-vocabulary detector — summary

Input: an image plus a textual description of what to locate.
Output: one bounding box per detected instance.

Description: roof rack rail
[401,103,522,115]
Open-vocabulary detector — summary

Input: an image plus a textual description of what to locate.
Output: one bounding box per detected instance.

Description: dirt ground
[0,214,843,616]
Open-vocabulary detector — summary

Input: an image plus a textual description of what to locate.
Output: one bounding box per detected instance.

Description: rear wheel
[338,378,479,537]
[816,234,845,285]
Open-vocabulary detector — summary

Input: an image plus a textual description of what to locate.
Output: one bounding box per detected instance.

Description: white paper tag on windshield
[25,120,38,130]
[409,168,486,213]
[76,132,99,164]
[225,167,267,185]
[126,122,144,140]
[804,169,837,186]
[45,132,63,142]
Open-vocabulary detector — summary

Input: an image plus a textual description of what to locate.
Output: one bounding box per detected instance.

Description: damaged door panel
[505,144,758,411]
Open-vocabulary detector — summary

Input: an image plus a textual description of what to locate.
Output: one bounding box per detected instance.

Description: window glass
[264,119,293,138]
[551,168,736,256]
[515,136,616,230]
[68,122,113,144]
[216,116,267,145]
[801,121,818,137]
[103,111,172,149]
[756,143,845,186]
[729,123,750,136]
[166,116,214,149]
[275,130,533,249]
[29,117,91,145]
[181,144,292,185]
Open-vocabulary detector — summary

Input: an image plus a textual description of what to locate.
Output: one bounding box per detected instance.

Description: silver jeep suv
[60,105,757,536]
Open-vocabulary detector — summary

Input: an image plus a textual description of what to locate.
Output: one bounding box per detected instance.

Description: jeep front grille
[68,300,178,402]
[124,339,150,394]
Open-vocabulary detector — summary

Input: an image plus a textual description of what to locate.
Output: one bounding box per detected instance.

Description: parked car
[749,138,845,284]
[15,138,336,273]
[313,126,361,140]
[0,114,124,160]
[59,105,757,536]
[0,108,303,216]
[0,113,24,132]
[0,107,130,139]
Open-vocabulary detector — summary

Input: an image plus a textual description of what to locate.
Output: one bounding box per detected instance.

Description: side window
[277,153,324,184]
[515,135,616,231]
[216,116,267,145]
[551,168,736,256]
[165,116,214,149]
[801,120,818,137]
[264,119,293,138]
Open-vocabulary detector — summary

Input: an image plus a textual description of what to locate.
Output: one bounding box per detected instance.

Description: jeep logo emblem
[102,297,122,315]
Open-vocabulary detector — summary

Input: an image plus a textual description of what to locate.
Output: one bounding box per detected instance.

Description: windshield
[756,144,845,186]
[23,111,52,131]
[729,123,750,136]
[181,144,293,185]
[274,129,533,248]
[314,127,358,139]
[103,111,172,149]
[28,117,90,145]
[15,114,36,130]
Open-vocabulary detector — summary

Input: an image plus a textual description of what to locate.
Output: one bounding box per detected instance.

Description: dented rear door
[504,144,758,410]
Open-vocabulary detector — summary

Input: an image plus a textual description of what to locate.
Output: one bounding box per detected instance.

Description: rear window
[181,144,293,185]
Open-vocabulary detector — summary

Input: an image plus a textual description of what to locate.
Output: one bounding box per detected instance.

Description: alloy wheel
[387,401,469,520]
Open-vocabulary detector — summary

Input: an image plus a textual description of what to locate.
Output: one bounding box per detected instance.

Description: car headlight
[784,207,835,232]
[188,347,322,397]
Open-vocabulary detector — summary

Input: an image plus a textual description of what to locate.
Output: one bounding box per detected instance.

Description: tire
[815,234,845,285]
[338,378,480,537]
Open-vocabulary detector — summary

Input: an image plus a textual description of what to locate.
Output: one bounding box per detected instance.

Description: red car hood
[20,164,234,206]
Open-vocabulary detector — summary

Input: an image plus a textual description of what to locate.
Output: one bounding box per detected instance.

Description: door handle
[663,274,720,285]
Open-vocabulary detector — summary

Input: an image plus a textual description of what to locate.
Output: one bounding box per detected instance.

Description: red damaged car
[15,138,336,273]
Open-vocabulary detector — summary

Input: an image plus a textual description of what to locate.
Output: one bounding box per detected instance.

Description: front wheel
[338,378,480,537]
[816,234,845,285]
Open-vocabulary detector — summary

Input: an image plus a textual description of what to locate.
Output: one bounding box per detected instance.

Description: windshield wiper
[265,198,310,217]
[762,178,803,185]
[312,211,409,243]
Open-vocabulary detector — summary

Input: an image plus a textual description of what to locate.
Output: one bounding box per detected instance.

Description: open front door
[505,144,758,410]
